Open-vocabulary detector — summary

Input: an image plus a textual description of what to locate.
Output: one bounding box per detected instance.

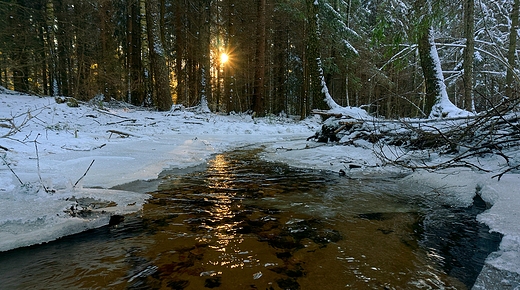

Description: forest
[0,0,519,118]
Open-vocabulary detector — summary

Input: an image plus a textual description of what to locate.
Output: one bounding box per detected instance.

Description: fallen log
[311,109,343,119]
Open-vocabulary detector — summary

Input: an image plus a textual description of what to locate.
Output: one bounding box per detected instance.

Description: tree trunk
[146,0,172,111]
[12,53,29,93]
[252,0,266,116]
[128,1,145,105]
[418,27,466,118]
[199,0,211,112]
[306,0,327,111]
[463,0,475,111]
[56,1,70,97]
[225,0,236,113]
[174,1,186,105]
[45,0,56,96]
[301,21,308,119]
[418,27,445,116]
[306,0,339,111]
[506,0,520,99]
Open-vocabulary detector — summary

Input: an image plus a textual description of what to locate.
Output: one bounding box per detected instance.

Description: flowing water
[0,149,502,289]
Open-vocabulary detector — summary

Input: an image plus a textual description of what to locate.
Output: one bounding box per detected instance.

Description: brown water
[0,149,501,289]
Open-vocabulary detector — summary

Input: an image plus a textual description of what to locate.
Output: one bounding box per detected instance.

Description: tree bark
[463,0,475,111]
[145,0,172,111]
[418,27,467,118]
[199,0,211,112]
[128,1,145,105]
[418,27,444,116]
[56,0,70,97]
[506,0,520,99]
[306,0,339,111]
[45,0,56,96]
[306,0,327,111]
[225,0,236,113]
[252,0,266,116]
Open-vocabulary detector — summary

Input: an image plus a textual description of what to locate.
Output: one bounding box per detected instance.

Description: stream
[0,148,502,289]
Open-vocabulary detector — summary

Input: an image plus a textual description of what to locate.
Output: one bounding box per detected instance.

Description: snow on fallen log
[309,108,520,176]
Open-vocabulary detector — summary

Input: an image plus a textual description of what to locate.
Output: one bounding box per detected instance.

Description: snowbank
[0,187,148,252]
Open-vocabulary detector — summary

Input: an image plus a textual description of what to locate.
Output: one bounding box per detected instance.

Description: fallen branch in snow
[61,143,106,151]
[311,109,343,119]
[373,141,493,172]
[311,101,520,177]
[107,129,134,138]
[33,134,54,194]
[1,104,56,141]
[73,160,95,188]
[93,107,137,125]
[385,110,518,175]
[1,154,24,185]
[1,111,32,138]
[106,119,137,125]
[492,164,520,181]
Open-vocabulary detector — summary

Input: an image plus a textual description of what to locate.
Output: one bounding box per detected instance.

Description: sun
[220,52,229,64]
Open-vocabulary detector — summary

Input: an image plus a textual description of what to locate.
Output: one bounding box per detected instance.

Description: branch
[1,154,24,185]
[492,164,520,181]
[73,160,95,188]
[33,134,52,193]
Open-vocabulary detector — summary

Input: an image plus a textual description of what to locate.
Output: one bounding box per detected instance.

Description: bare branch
[1,154,24,185]
[73,160,95,188]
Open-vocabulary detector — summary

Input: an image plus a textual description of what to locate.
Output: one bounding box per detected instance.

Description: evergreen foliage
[0,0,518,116]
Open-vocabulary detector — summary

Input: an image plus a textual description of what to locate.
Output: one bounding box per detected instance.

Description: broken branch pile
[309,104,520,179]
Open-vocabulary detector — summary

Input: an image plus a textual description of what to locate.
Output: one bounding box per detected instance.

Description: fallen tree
[309,100,520,180]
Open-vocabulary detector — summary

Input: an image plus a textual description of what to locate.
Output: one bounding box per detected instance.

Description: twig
[61,143,106,151]
[492,164,520,181]
[33,134,51,193]
[73,160,95,188]
[95,108,136,121]
[106,119,137,125]
[1,154,24,185]
[107,129,133,138]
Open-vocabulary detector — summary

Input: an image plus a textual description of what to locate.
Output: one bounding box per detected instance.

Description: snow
[425,27,474,119]
[1,89,519,287]
[0,91,315,252]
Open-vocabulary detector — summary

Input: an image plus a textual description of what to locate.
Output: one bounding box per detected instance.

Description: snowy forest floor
[1,89,519,288]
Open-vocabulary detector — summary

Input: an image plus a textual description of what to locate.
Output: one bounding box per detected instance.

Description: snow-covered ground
[1,89,519,287]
